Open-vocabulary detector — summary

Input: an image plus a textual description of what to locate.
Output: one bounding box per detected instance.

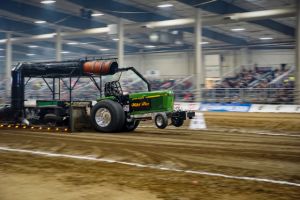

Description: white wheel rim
[95,108,111,127]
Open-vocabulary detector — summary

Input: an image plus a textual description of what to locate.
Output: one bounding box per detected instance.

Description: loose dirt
[0,112,299,200]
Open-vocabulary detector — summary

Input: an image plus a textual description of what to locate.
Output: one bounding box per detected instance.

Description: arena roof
[0,0,296,62]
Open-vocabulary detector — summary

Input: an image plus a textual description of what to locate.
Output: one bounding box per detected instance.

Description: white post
[296,1,300,104]
[195,9,203,101]
[240,47,249,70]
[5,33,12,99]
[118,19,124,67]
[56,28,62,61]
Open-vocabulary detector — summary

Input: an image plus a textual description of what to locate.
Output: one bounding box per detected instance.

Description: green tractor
[90,67,195,132]
[0,59,194,133]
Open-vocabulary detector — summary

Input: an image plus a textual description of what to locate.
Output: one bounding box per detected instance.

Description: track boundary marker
[0,146,299,187]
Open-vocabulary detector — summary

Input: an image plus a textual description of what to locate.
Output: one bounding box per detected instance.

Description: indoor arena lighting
[99,48,110,51]
[231,28,245,31]
[112,38,119,41]
[26,53,36,56]
[67,42,78,45]
[91,13,104,17]
[28,45,38,48]
[61,51,70,54]
[144,45,156,48]
[200,41,210,45]
[157,3,174,8]
[41,0,56,4]
[259,37,273,40]
[34,20,46,24]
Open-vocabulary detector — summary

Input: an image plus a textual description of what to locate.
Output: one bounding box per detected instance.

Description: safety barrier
[174,102,300,113]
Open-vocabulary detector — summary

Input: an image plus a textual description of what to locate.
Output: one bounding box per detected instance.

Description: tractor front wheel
[154,113,168,129]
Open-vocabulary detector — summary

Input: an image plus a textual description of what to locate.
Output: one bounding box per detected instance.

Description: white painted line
[139,126,300,137]
[0,146,299,187]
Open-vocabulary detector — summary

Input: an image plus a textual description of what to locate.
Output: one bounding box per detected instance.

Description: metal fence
[201,88,297,104]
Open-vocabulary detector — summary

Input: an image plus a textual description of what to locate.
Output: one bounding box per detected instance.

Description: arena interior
[0,0,300,199]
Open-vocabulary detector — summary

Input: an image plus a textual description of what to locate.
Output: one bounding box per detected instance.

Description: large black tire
[122,120,140,132]
[154,113,168,129]
[90,100,125,133]
[171,118,184,127]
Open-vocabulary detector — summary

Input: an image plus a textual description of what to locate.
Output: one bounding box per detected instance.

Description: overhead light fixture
[0,56,4,58]
[200,41,210,45]
[26,54,36,56]
[231,28,245,32]
[0,48,4,51]
[144,45,156,48]
[171,30,179,35]
[91,13,104,17]
[41,0,56,4]
[34,20,46,24]
[67,42,78,45]
[259,37,273,40]
[61,51,70,54]
[28,45,38,48]
[80,42,88,45]
[100,48,110,51]
[157,3,174,8]
[112,38,119,41]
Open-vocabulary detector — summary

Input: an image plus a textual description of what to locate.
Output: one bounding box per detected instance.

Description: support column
[56,28,62,61]
[194,9,203,101]
[240,47,249,70]
[296,1,300,104]
[118,19,124,67]
[5,33,12,99]
[55,28,62,100]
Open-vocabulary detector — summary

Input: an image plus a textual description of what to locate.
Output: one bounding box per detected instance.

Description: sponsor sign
[200,103,251,112]
[249,104,300,113]
[174,102,201,111]
[189,112,207,130]
[130,98,151,111]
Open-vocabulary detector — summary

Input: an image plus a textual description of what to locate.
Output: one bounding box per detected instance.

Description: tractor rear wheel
[91,100,125,133]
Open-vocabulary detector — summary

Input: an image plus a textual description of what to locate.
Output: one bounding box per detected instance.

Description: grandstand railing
[171,88,297,104]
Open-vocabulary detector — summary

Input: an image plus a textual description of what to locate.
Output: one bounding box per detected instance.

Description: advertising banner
[200,103,251,112]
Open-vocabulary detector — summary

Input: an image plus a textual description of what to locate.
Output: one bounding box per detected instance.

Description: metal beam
[195,10,203,101]
[5,33,12,98]
[56,28,62,61]
[0,7,295,45]
[118,19,124,67]
[296,2,300,104]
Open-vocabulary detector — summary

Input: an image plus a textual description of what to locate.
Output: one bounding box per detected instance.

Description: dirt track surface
[0,112,300,200]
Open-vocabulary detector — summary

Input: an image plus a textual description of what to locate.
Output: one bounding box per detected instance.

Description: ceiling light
[80,42,88,45]
[112,38,119,41]
[28,45,38,48]
[26,54,36,56]
[100,48,110,51]
[0,56,4,58]
[259,37,273,40]
[144,45,156,48]
[200,41,210,45]
[231,28,245,31]
[91,13,104,17]
[171,30,179,35]
[67,42,78,45]
[34,20,46,24]
[0,48,4,51]
[157,4,174,8]
[61,51,70,54]
[41,0,56,4]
